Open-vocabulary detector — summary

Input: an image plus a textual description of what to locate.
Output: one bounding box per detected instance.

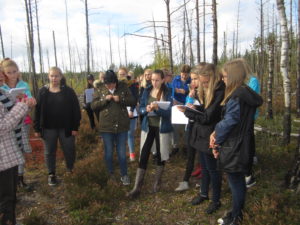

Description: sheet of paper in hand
[171,106,189,124]
[154,101,171,110]
[8,88,26,98]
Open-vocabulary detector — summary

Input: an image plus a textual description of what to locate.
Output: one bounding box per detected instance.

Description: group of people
[0,57,262,225]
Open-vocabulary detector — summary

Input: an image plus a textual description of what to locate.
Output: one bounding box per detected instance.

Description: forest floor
[16,114,300,225]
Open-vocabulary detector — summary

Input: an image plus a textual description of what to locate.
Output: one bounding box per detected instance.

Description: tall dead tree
[85,0,90,74]
[259,0,265,92]
[24,0,38,97]
[266,34,275,119]
[185,4,194,65]
[277,0,291,145]
[65,0,72,73]
[108,23,113,67]
[297,0,300,117]
[124,26,128,67]
[52,30,58,67]
[34,0,43,75]
[212,0,218,65]
[235,0,240,57]
[203,0,206,62]
[164,0,174,73]
[182,6,187,64]
[196,0,201,63]
[0,25,5,58]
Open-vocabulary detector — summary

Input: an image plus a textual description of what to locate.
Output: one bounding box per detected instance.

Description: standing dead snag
[164,0,174,73]
[212,0,218,65]
[277,0,291,145]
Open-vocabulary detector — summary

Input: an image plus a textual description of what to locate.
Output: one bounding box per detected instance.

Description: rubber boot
[126,168,146,199]
[153,165,164,193]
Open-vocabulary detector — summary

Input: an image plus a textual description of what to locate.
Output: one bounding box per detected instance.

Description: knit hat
[104,70,118,84]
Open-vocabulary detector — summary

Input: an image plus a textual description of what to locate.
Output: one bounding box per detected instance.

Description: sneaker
[175,181,189,192]
[121,175,130,186]
[129,153,136,162]
[48,174,57,186]
[245,175,256,188]
[217,211,232,224]
[191,165,202,177]
[195,183,201,188]
[191,194,209,205]
[206,201,221,214]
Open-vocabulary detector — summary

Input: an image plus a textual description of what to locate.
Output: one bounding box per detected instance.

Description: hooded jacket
[215,85,263,173]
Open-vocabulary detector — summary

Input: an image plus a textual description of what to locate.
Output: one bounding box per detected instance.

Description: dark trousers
[0,166,18,225]
[199,152,222,203]
[85,103,95,129]
[227,172,246,218]
[246,132,256,176]
[43,129,76,174]
[139,126,164,170]
[183,123,197,181]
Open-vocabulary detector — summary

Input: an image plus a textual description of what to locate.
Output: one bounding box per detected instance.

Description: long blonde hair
[0,58,21,83]
[221,59,247,105]
[197,63,222,108]
[141,68,152,88]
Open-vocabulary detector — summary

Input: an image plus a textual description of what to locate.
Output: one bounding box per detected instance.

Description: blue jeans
[101,132,128,176]
[128,118,137,154]
[227,172,246,218]
[199,152,222,203]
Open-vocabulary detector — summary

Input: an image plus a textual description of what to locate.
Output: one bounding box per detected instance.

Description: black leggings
[139,126,165,170]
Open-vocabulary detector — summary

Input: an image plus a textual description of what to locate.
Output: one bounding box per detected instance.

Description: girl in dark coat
[178,63,225,214]
[210,59,263,225]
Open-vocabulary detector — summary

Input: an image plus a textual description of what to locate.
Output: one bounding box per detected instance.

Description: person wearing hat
[83,74,96,129]
[91,70,136,185]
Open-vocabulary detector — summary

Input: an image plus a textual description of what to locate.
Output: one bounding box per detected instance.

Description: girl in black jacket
[178,63,225,214]
[210,59,263,225]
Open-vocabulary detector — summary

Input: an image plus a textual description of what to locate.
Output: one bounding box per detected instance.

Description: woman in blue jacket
[127,69,172,198]
[210,59,263,225]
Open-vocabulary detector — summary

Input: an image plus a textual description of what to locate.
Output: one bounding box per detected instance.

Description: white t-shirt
[84,88,94,103]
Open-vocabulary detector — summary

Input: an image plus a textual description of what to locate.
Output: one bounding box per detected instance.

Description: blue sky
[0,0,297,72]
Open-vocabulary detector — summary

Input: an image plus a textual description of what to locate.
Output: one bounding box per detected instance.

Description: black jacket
[184,81,225,154]
[215,85,263,173]
[34,85,81,137]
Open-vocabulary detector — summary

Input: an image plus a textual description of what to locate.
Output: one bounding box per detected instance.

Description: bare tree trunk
[212,0,218,65]
[46,49,50,70]
[85,0,90,74]
[164,0,174,73]
[203,0,206,62]
[185,4,194,65]
[52,30,58,67]
[182,6,186,64]
[297,0,300,118]
[65,0,72,73]
[124,26,128,67]
[277,0,291,145]
[25,0,38,97]
[236,0,240,57]
[222,31,227,61]
[232,30,235,58]
[152,16,160,54]
[0,25,5,58]
[288,0,293,73]
[266,35,275,119]
[34,0,43,76]
[117,28,122,66]
[196,0,201,63]
[108,23,113,68]
[259,0,265,93]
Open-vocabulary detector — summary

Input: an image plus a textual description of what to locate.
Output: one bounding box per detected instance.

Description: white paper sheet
[171,106,189,124]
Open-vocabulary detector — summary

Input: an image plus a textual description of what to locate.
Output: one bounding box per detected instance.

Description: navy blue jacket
[139,85,173,133]
[215,85,263,173]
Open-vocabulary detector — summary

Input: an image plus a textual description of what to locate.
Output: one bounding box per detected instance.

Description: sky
[0,0,297,73]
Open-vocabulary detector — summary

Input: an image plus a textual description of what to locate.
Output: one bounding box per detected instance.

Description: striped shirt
[0,92,23,151]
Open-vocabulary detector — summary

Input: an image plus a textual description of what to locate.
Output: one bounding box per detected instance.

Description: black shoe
[48,174,57,186]
[206,201,221,214]
[191,195,209,205]
[245,175,256,188]
[170,148,179,157]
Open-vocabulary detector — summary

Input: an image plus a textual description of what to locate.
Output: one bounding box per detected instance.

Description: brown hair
[197,63,222,108]
[180,64,191,73]
[221,59,247,105]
